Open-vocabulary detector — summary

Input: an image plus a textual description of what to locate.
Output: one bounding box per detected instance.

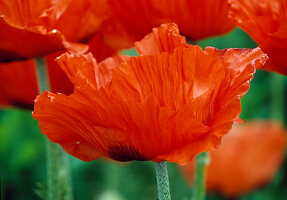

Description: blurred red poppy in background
[33,24,267,165]
[229,0,287,75]
[108,0,235,44]
[0,59,38,108]
[0,51,73,109]
[183,121,287,197]
[0,0,107,62]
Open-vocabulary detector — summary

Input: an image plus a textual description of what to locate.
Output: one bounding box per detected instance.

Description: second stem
[36,57,73,200]
[193,152,209,200]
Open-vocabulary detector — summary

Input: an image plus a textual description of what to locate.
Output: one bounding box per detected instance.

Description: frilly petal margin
[56,53,130,90]
[135,23,187,56]
[33,91,102,161]
[228,0,287,75]
[208,47,268,132]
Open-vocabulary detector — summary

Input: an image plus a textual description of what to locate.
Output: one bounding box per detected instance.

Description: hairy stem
[154,161,171,200]
[36,57,73,200]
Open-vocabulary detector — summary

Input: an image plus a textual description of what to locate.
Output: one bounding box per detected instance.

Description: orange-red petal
[0,17,72,62]
[208,47,268,134]
[50,0,107,43]
[46,51,74,96]
[92,16,139,53]
[228,0,287,75]
[134,23,187,56]
[33,91,103,161]
[0,59,39,109]
[108,0,235,42]
[56,52,129,90]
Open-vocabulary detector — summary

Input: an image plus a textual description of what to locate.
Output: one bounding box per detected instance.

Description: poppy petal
[0,59,38,109]
[135,23,187,55]
[34,91,102,161]
[208,47,268,132]
[56,53,99,89]
[50,0,107,42]
[46,51,74,95]
[96,55,130,88]
[109,0,235,41]
[0,17,67,62]
[56,53,129,90]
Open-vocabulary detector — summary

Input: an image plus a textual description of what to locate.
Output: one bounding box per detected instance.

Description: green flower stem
[193,152,209,200]
[0,167,4,200]
[270,72,285,122]
[154,161,171,200]
[46,142,73,200]
[35,58,50,93]
[36,57,73,200]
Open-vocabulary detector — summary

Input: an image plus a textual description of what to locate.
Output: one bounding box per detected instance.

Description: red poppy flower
[0,0,107,62]
[33,24,267,165]
[228,0,287,75]
[0,51,73,109]
[108,0,235,42]
[183,121,287,197]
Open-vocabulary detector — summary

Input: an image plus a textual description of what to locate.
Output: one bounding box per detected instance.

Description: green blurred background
[0,28,287,200]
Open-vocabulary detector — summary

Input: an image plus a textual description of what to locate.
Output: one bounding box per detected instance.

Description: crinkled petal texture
[183,121,287,197]
[109,0,234,41]
[33,24,267,165]
[0,0,107,61]
[229,0,287,75]
[0,51,73,109]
